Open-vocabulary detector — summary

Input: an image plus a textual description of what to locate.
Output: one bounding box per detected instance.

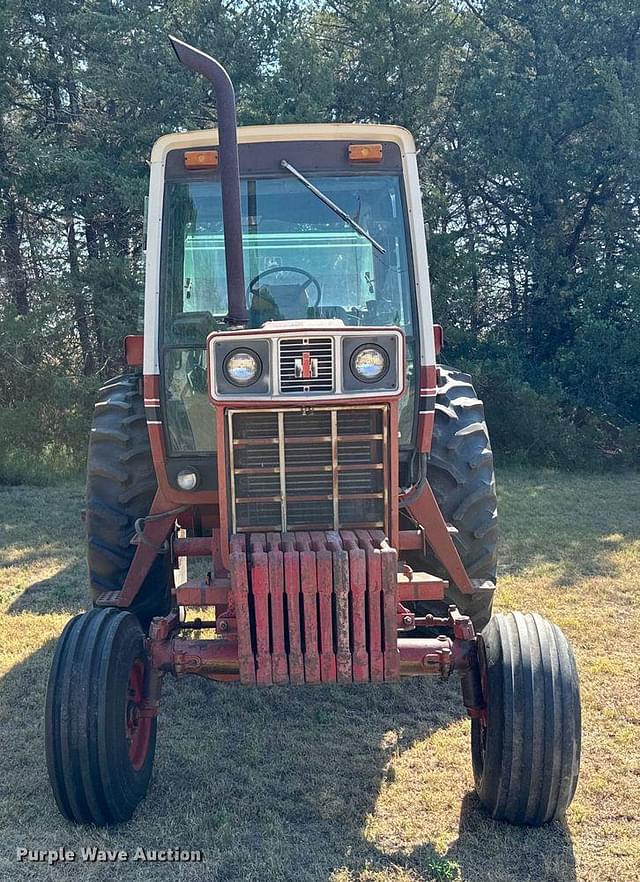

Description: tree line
[1,0,638,480]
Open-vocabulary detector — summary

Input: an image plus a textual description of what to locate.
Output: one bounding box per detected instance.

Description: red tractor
[45,37,580,827]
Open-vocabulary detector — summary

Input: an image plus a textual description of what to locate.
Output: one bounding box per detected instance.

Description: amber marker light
[184,150,219,169]
[348,143,383,162]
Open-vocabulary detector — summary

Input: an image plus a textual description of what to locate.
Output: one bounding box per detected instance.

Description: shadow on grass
[5,559,87,616]
[444,793,576,882]
[497,467,639,589]
[0,638,576,882]
[0,482,86,616]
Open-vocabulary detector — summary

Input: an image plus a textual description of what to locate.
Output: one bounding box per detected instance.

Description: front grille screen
[228,407,388,533]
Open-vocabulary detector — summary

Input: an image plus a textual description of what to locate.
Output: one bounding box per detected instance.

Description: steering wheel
[248,266,323,308]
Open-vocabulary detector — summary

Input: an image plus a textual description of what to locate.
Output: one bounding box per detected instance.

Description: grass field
[0,467,639,882]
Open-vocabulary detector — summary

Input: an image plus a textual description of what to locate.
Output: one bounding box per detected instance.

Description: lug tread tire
[472,612,581,825]
[45,608,156,825]
[406,366,498,629]
[86,373,171,626]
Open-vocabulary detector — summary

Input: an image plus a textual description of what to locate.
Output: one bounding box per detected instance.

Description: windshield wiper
[280,159,386,254]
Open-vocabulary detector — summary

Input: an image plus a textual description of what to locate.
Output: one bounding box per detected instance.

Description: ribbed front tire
[472,612,581,825]
[45,608,156,825]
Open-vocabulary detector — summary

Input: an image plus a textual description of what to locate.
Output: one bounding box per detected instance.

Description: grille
[279,337,334,393]
[228,407,388,533]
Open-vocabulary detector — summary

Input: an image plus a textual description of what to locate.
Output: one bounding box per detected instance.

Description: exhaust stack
[169,35,247,325]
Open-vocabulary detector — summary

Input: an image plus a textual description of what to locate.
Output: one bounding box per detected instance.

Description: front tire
[472,612,581,825]
[45,608,156,825]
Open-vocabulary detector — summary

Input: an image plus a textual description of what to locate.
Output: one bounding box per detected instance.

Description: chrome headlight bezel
[349,343,390,384]
[222,348,263,387]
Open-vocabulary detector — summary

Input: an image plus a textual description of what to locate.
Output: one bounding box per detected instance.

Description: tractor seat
[249,285,309,325]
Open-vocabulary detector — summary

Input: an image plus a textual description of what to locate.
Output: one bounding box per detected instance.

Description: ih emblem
[295,351,318,380]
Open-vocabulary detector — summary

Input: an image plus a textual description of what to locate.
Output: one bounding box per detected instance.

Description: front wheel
[45,608,156,825]
[472,612,581,825]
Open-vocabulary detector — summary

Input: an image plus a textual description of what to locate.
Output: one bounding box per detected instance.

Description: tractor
[45,37,581,827]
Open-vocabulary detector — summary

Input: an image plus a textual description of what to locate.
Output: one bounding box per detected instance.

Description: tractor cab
[147,121,433,478]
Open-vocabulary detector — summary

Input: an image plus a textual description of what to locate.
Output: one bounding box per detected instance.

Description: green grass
[0,445,83,487]
[0,468,639,881]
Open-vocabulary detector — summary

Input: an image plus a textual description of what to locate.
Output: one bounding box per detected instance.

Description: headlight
[350,345,389,383]
[223,349,262,386]
[176,468,199,491]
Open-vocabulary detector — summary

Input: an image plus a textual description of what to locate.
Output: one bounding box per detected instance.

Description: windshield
[162,174,415,337]
[160,172,417,451]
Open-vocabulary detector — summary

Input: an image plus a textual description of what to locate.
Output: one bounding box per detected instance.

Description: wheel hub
[125,659,151,771]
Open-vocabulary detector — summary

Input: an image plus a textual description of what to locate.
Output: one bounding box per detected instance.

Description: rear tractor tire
[86,373,172,627]
[45,608,156,825]
[472,612,581,825]
[406,366,498,630]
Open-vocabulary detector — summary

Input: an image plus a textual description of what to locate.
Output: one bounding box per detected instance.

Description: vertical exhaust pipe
[169,35,248,325]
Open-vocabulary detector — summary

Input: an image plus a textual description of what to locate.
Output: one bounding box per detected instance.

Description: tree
[0,0,638,476]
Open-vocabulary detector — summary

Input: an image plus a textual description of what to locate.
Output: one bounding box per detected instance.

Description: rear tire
[86,373,172,627]
[45,608,156,825]
[472,612,581,825]
[405,366,498,629]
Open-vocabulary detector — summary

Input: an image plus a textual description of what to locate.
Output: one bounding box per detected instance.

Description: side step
[93,591,122,607]
[94,578,232,609]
